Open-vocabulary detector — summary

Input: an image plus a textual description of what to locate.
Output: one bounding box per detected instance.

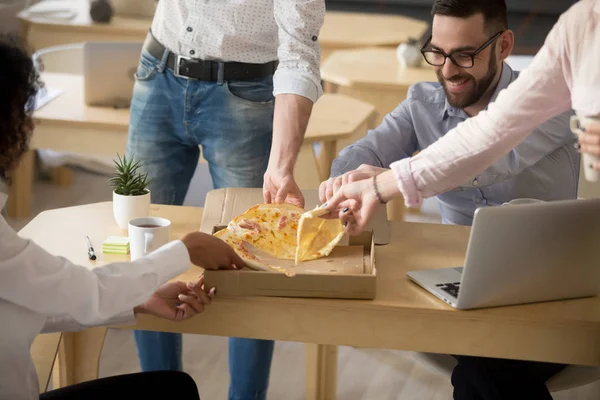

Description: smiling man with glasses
[419,4,509,117]
[319,0,575,398]
[421,28,505,110]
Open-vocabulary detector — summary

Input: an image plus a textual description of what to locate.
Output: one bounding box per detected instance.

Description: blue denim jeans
[126,47,275,400]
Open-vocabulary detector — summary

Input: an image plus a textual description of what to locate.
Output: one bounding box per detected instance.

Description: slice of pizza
[295,206,344,265]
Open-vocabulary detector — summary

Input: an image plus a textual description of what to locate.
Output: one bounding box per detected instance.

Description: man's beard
[438,51,498,109]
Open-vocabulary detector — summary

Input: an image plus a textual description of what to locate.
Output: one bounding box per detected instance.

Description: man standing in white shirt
[125,1,325,398]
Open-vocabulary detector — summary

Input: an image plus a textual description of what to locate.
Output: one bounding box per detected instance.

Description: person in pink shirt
[323,0,600,235]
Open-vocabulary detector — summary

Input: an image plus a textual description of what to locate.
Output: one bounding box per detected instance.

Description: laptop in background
[83,41,143,108]
[407,198,600,310]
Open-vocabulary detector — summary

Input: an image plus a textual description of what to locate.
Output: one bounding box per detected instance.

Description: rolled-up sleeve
[0,216,190,329]
[272,0,325,103]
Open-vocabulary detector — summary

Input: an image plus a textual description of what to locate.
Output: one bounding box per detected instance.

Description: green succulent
[109,154,150,196]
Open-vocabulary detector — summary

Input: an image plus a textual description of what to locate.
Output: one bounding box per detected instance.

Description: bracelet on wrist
[373,175,387,204]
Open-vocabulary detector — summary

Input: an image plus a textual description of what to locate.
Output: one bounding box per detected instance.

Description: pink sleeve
[391,13,573,207]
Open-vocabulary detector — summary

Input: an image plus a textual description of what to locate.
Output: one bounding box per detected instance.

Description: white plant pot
[112,190,151,230]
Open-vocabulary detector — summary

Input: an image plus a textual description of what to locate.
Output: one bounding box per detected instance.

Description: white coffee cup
[570,114,600,182]
[502,198,545,206]
[128,217,171,260]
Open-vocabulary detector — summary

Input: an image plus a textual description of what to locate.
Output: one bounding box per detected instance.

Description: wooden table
[321,47,437,124]
[24,202,600,399]
[319,12,429,61]
[7,72,376,218]
[18,0,151,49]
[19,1,428,62]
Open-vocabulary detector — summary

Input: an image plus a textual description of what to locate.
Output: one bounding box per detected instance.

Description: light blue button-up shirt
[331,63,580,226]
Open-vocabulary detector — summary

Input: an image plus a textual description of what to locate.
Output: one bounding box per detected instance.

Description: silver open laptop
[407,198,600,310]
[83,41,143,108]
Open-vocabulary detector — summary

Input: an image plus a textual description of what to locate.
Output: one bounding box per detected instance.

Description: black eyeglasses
[420,31,505,68]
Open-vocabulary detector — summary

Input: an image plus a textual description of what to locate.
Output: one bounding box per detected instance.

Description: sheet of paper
[33,87,64,111]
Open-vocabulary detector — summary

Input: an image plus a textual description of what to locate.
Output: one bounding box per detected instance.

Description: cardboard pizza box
[200,188,389,244]
[206,225,376,299]
[200,188,380,299]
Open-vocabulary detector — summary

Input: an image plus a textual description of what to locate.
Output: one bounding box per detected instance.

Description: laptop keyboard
[436,282,461,298]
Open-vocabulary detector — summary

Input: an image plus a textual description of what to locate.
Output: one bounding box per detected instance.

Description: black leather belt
[143,31,278,81]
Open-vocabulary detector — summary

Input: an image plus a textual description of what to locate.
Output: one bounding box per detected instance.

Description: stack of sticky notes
[102,236,130,255]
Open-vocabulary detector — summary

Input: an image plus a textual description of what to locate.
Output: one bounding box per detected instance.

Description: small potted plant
[109,153,151,230]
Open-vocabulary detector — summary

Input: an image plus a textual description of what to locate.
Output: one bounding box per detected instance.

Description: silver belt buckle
[173,54,193,78]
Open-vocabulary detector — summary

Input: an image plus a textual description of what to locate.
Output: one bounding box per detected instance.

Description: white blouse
[0,194,191,399]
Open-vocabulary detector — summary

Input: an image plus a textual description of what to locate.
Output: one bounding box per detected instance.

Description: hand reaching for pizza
[263,168,305,208]
[181,232,247,270]
[319,165,389,204]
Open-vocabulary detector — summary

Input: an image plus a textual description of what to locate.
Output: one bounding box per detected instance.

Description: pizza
[213,203,344,276]
[226,204,302,260]
[295,206,344,265]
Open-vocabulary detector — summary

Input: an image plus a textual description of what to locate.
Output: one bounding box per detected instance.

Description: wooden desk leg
[50,167,74,187]
[20,21,31,51]
[305,344,338,400]
[52,327,108,389]
[31,333,62,393]
[7,150,35,219]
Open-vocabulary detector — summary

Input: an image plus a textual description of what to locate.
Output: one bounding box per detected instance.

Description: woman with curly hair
[0,35,39,183]
[0,34,245,400]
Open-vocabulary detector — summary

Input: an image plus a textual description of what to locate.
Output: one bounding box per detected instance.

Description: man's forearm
[330,145,389,178]
[269,94,314,172]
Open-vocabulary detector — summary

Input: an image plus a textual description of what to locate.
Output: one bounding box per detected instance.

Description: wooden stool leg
[322,81,338,94]
[50,167,74,187]
[316,141,337,183]
[295,143,322,190]
[7,150,35,218]
[305,344,338,400]
[52,327,107,389]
